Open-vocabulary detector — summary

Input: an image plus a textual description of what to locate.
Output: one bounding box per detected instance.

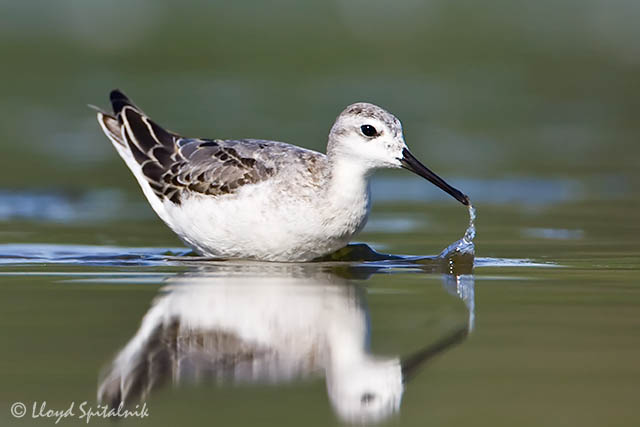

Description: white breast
[162,175,371,261]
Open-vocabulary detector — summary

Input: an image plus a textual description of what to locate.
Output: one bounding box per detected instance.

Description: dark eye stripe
[360,124,377,137]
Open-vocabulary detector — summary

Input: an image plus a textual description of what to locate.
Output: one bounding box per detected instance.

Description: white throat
[327,156,373,207]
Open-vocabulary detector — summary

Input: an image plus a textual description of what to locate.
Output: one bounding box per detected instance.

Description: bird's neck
[326,156,372,207]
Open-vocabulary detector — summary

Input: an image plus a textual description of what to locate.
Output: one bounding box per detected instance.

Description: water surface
[1,188,639,426]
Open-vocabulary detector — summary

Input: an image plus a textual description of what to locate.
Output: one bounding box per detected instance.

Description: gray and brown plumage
[99,90,312,205]
[96,90,469,261]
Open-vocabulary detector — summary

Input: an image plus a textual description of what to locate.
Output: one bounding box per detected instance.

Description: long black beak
[399,148,470,206]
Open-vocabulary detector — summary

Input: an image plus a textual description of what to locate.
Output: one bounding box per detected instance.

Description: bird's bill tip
[399,148,470,206]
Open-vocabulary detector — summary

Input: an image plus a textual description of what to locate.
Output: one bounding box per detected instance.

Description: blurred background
[1,0,638,196]
[1,1,639,427]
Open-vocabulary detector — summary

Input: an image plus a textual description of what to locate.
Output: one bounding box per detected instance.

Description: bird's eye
[361,392,376,405]
[360,125,377,137]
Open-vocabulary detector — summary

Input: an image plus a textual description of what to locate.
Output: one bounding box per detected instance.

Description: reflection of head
[327,357,403,424]
[97,266,472,424]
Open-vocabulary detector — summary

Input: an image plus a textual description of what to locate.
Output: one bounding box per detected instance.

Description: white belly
[161,181,371,261]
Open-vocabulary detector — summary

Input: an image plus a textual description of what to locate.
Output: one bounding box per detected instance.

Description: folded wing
[99,90,276,205]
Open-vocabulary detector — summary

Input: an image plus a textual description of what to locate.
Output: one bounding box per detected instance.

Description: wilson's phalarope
[96,90,469,261]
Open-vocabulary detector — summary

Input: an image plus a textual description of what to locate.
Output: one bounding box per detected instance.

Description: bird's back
[97,90,329,205]
[96,90,364,261]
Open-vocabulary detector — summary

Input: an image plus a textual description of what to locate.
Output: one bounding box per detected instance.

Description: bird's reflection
[99,248,474,424]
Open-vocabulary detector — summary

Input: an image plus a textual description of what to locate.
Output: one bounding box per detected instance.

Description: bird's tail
[94,102,125,148]
[96,88,179,157]
[95,90,184,203]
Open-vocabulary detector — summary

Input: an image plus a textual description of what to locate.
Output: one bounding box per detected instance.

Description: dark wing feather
[166,139,276,201]
[109,90,275,205]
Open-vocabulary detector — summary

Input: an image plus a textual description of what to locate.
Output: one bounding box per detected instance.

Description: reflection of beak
[398,148,470,206]
[400,326,468,382]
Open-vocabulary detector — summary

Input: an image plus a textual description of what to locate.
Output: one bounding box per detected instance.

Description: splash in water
[439,204,476,258]
[463,204,476,244]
